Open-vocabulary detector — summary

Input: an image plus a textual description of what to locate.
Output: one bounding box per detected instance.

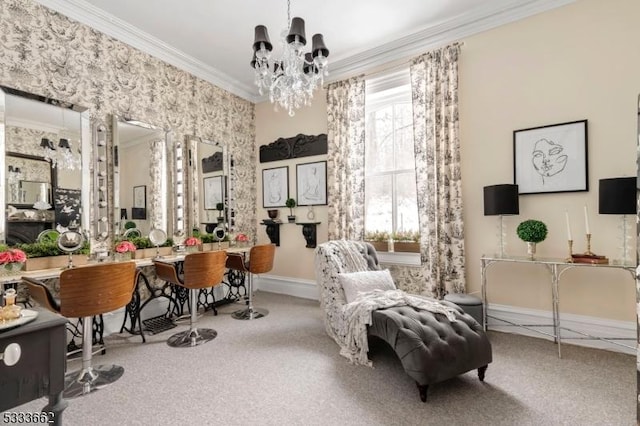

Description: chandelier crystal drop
[251,0,329,116]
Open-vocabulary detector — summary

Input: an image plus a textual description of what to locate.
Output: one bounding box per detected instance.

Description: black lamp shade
[58,138,70,149]
[598,177,636,214]
[253,25,272,52]
[484,184,519,216]
[286,17,306,45]
[303,53,317,74]
[311,33,329,58]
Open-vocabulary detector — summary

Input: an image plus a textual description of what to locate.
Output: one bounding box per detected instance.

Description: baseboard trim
[255,275,319,301]
[487,303,635,355]
[253,276,636,355]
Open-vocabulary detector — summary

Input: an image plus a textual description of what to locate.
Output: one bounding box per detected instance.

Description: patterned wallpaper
[0,0,257,240]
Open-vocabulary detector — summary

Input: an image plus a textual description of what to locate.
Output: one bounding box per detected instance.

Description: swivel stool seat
[154,250,227,347]
[226,243,275,320]
[23,261,138,398]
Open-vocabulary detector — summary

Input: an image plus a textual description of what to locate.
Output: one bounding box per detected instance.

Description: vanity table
[0,309,68,425]
[481,254,636,358]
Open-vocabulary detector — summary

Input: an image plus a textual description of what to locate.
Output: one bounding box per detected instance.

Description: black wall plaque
[202,151,223,173]
[259,133,327,163]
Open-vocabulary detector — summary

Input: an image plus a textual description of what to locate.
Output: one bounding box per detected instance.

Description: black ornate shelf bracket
[260,220,281,246]
[296,222,320,248]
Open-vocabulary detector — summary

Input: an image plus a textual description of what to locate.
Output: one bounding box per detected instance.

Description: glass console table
[480,254,636,358]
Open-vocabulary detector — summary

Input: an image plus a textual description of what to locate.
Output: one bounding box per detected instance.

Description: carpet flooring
[9,292,635,425]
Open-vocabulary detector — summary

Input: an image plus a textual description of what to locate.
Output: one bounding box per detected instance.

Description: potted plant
[392,230,421,253]
[185,236,202,253]
[285,197,297,223]
[364,230,390,252]
[0,245,27,275]
[19,240,90,271]
[516,219,548,258]
[114,240,136,261]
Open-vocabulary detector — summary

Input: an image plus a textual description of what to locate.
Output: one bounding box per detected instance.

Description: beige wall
[254,96,328,279]
[254,0,640,321]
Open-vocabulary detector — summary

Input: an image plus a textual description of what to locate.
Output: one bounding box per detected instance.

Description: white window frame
[365,70,420,267]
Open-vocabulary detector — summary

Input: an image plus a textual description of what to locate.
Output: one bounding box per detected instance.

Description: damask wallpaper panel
[0,0,257,239]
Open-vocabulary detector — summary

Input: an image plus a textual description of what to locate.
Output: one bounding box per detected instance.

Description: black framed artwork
[513,120,588,195]
[262,166,289,208]
[132,185,147,219]
[296,161,327,206]
[203,175,223,210]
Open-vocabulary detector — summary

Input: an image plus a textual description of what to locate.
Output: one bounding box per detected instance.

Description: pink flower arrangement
[115,241,137,253]
[235,233,249,242]
[185,237,202,247]
[0,248,27,265]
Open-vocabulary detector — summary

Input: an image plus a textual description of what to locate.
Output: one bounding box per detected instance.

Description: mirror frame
[185,136,233,236]
[0,86,90,244]
[5,152,56,208]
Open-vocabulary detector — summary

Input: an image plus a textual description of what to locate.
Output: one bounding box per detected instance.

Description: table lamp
[484,184,519,257]
[598,177,636,264]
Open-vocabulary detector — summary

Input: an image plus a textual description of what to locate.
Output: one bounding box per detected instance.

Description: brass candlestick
[584,233,595,256]
[566,240,574,263]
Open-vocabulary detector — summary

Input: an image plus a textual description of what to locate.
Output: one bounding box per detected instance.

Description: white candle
[583,205,590,235]
[565,211,572,241]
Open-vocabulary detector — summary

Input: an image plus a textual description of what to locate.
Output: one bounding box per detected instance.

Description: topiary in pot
[285,197,296,223]
[516,219,548,258]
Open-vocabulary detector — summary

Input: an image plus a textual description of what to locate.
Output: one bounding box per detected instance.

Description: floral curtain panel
[410,43,465,298]
[326,76,366,240]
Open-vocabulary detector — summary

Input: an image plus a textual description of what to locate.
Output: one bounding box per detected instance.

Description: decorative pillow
[338,269,396,304]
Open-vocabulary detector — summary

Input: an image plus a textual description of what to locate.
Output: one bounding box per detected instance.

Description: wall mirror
[0,86,90,245]
[185,136,234,236]
[112,116,170,239]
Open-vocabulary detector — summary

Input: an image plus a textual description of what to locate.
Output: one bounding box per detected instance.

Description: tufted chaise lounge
[314,240,492,402]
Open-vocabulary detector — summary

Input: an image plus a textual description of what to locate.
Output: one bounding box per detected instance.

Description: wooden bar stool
[61,262,137,398]
[24,261,137,399]
[154,250,227,347]
[226,244,275,320]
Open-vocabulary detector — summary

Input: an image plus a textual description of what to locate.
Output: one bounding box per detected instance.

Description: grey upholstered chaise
[314,240,492,402]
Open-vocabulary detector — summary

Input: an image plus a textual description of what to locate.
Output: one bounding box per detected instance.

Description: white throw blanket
[338,289,459,366]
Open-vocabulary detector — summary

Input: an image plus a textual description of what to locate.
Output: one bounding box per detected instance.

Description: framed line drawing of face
[296,161,327,206]
[513,120,588,195]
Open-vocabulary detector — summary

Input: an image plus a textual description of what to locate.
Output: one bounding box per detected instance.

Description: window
[364,71,419,250]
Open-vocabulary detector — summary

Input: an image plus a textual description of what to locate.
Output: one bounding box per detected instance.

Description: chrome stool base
[167,328,217,347]
[232,307,269,320]
[63,364,124,399]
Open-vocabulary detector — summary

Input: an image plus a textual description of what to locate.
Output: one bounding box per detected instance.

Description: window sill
[377,251,421,267]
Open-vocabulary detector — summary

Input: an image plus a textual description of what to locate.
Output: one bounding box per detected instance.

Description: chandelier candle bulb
[565,211,572,241]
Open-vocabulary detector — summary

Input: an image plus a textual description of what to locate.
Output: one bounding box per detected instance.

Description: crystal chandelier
[40,109,81,170]
[40,137,81,170]
[251,0,330,116]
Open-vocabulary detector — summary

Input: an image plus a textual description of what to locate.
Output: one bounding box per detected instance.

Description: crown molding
[327,0,576,83]
[34,0,574,104]
[33,0,261,103]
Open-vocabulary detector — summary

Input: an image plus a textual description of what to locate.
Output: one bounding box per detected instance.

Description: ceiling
[35,0,572,103]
